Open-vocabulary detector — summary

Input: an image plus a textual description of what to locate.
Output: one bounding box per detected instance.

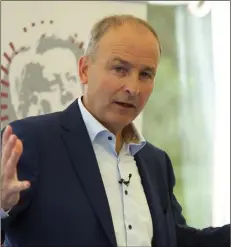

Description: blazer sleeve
[164,152,230,247]
[1,121,39,243]
[164,152,186,225]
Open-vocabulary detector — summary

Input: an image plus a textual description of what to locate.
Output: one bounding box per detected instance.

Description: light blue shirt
[78,97,153,246]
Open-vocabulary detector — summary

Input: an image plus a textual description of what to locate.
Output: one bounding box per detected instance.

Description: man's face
[79,23,160,132]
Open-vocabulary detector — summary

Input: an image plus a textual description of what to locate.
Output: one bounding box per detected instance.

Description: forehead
[96,23,160,66]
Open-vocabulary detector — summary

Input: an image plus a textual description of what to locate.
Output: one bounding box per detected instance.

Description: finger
[1,135,17,168]
[4,140,23,179]
[2,125,12,148]
[7,181,31,196]
[10,181,31,193]
[13,139,23,154]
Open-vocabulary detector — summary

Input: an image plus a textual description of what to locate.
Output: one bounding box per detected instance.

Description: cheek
[139,85,153,107]
[100,74,122,90]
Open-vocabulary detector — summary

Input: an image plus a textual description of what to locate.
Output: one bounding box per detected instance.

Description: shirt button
[108,136,112,140]
[125,190,128,195]
[128,225,132,230]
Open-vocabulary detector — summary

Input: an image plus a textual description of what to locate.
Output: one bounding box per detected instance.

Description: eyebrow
[109,57,156,75]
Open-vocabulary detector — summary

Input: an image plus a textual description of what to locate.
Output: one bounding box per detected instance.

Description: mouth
[114,101,135,109]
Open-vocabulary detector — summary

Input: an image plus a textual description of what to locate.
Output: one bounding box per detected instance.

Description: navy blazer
[1,99,230,247]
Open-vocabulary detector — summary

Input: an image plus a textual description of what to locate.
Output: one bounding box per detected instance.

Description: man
[1,15,230,247]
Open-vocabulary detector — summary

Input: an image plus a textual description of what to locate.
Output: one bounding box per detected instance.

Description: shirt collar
[78,97,146,155]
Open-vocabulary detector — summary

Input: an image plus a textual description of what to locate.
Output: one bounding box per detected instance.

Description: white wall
[1,1,147,131]
[1,1,147,54]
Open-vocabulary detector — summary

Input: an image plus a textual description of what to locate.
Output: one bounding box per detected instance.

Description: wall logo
[1,20,84,128]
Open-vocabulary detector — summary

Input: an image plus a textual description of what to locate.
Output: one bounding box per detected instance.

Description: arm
[164,152,186,226]
[1,122,39,244]
[170,192,186,226]
[176,222,230,247]
[165,153,230,247]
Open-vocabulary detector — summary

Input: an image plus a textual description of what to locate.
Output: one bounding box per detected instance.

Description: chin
[110,115,133,127]
[103,111,134,130]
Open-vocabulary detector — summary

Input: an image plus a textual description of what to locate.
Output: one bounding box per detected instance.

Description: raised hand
[1,125,30,211]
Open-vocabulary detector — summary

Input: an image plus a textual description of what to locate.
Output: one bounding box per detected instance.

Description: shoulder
[7,111,62,138]
[139,141,176,187]
[139,141,168,162]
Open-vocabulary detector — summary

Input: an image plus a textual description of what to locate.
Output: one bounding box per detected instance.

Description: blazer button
[163,209,168,215]
[128,225,132,230]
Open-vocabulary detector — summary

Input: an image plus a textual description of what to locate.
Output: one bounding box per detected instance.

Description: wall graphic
[1,19,84,128]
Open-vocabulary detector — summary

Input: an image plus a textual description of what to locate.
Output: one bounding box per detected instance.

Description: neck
[82,96,124,153]
[115,132,123,154]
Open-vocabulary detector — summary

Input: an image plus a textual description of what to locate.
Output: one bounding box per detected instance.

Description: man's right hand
[1,125,30,211]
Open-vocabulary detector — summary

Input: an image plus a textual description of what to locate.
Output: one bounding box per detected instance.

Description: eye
[140,71,152,80]
[113,66,127,74]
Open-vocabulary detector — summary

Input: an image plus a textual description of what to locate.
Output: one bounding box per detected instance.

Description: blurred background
[1,0,230,228]
[143,0,230,228]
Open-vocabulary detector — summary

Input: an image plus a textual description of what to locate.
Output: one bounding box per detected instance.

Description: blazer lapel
[60,100,117,247]
[135,152,169,247]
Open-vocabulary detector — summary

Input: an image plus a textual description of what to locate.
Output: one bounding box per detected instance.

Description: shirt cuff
[1,209,10,219]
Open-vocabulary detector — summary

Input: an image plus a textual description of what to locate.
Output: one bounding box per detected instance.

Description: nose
[123,76,140,96]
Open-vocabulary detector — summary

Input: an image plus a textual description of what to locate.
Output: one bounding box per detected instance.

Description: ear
[78,56,89,86]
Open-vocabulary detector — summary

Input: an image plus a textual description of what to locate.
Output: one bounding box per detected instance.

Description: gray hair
[84,14,162,58]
